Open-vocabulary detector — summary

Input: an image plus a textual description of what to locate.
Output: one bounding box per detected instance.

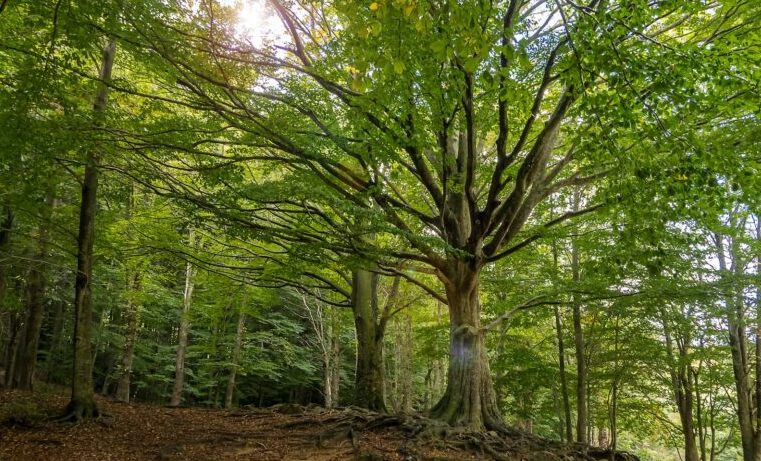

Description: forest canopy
[0,0,759,459]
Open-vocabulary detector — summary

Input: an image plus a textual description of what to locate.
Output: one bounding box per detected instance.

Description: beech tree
[106,0,756,429]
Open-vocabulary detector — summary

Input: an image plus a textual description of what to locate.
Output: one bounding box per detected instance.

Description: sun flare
[226,0,286,46]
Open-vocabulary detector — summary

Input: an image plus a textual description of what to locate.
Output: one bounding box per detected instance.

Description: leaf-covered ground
[0,388,637,460]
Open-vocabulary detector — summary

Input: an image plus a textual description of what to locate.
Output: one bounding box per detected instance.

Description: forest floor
[0,387,637,461]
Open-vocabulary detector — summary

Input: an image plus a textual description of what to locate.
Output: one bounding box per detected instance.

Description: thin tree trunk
[13,237,47,390]
[430,260,503,430]
[224,306,245,409]
[4,312,21,387]
[115,272,141,402]
[329,310,341,407]
[715,232,756,461]
[65,38,116,420]
[45,298,65,378]
[0,205,13,370]
[662,313,700,461]
[692,365,706,461]
[393,314,413,414]
[754,218,761,461]
[170,244,196,407]
[12,212,49,390]
[571,238,587,443]
[554,305,573,442]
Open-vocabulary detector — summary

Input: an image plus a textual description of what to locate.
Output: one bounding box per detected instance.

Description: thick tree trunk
[224,307,245,409]
[115,272,141,402]
[65,39,116,419]
[352,269,386,411]
[170,252,196,407]
[430,261,503,430]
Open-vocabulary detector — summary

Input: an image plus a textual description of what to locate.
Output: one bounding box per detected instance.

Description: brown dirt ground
[0,388,635,461]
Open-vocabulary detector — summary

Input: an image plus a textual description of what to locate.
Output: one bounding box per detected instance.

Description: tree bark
[224,306,245,409]
[715,231,757,461]
[65,38,116,419]
[352,269,386,411]
[430,260,503,430]
[115,272,141,402]
[662,311,700,461]
[13,194,54,390]
[554,305,573,442]
[571,238,587,443]
[328,311,341,407]
[45,297,66,379]
[170,246,196,407]
[0,205,13,383]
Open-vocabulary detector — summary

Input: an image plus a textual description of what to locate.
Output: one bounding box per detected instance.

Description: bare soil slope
[0,388,637,460]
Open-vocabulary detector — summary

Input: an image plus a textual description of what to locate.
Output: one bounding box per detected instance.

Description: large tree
[104,0,757,430]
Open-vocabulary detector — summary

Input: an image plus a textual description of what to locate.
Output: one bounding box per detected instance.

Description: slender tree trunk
[14,193,56,389]
[692,365,707,461]
[0,205,13,369]
[352,269,386,411]
[430,260,503,430]
[329,311,341,407]
[65,39,116,419]
[554,305,573,442]
[170,248,196,407]
[715,232,757,461]
[45,298,65,379]
[12,236,47,389]
[662,316,700,461]
[571,239,587,443]
[399,314,413,413]
[754,219,761,461]
[4,312,22,387]
[115,272,141,402]
[610,378,618,451]
[224,307,245,409]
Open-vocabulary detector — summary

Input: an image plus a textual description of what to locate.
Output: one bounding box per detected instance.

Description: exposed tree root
[302,407,640,461]
[53,400,103,423]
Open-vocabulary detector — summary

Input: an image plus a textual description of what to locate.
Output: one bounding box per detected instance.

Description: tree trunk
[754,219,761,461]
[0,205,13,370]
[554,305,573,442]
[352,269,386,411]
[115,272,141,402]
[224,307,245,409]
[0,204,14,385]
[45,298,65,379]
[662,315,700,461]
[170,249,196,407]
[65,39,116,419]
[571,239,587,443]
[12,245,46,389]
[715,232,757,461]
[397,314,413,413]
[430,260,503,430]
[13,193,55,390]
